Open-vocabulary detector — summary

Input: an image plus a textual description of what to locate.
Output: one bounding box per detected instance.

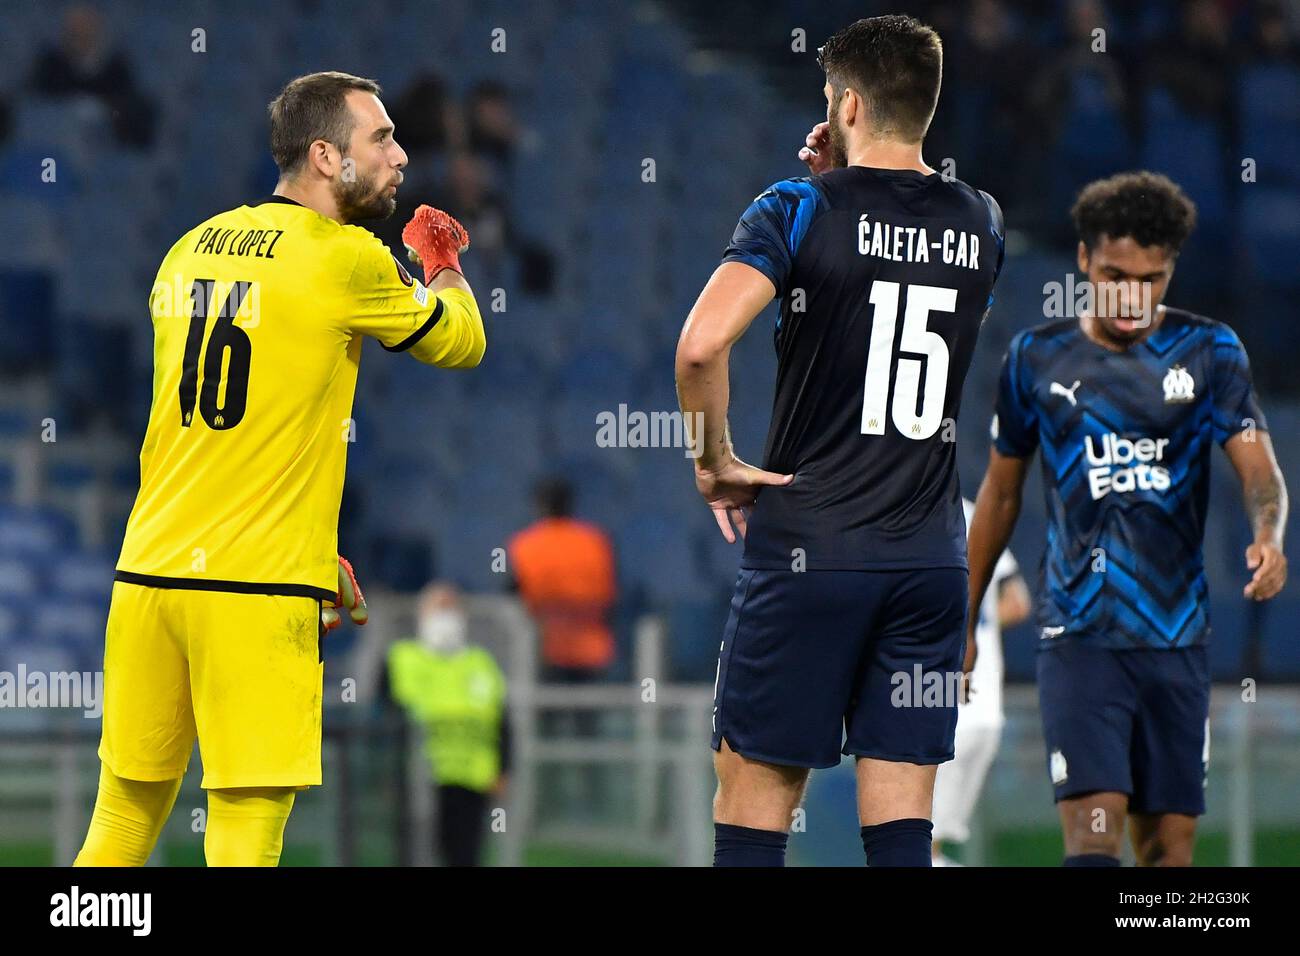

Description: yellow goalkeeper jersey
[115,195,485,600]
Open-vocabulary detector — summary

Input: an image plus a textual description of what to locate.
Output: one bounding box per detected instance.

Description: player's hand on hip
[694,455,793,544]
[1244,539,1287,601]
[797,122,833,175]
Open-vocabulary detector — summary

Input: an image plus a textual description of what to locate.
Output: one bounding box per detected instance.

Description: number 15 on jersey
[860,280,956,441]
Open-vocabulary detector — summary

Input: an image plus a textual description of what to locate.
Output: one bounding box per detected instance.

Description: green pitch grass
[5,829,1299,866]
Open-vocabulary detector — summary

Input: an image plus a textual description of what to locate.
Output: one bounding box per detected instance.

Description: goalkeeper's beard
[332,170,396,223]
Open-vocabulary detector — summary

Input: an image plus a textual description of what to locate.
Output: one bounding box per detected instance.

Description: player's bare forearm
[1245,471,1287,547]
[677,263,794,543]
[675,348,733,471]
[675,263,775,470]
[1225,431,1288,599]
[1226,431,1288,546]
[968,449,1029,628]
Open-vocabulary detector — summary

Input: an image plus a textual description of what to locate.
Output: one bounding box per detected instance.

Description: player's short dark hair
[1071,171,1198,253]
[816,15,943,143]
[534,478,573,518]
[267,71,382,176]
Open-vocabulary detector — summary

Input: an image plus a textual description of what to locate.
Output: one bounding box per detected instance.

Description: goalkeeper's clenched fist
[321,555,368,632]
[402,205,470,284]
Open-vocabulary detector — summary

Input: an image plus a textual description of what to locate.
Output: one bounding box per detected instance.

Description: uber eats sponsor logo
[50,886,151,936]
[1085,432,1171,500]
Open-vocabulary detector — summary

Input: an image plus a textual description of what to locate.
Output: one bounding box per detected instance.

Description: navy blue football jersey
[720,167,1004,570]
[994,308,1266,649]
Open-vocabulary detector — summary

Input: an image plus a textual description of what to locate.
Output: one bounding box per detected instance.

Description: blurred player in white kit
[931,499,1030,866]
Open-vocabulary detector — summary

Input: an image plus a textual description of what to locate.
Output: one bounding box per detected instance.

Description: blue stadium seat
[0,641,77,679]
[0,599,27,647]
[0,144,80,201]
[1239,64,1300,187]
[49,552,116,601]
[615,511,709,605]
[0,198,62,268]
[365,460,454,543]
[1237,188,1300,286]
[7,99,96,176]
[1141,89,1227,227]
[1260,595,1300,679]
[0,270,56,371]
[1049,68,1136,214]
[0,558,41,602]
[0,506,75,558]
[437,507,532,592]
[32,602,106,645]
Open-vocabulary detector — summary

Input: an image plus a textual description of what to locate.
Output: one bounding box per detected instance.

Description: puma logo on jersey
[1163,365,1195,403]
[1050,380,1081,406]
[1041,625,1065,639]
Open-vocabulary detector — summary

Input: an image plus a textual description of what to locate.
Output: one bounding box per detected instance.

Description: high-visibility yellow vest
[387,640,506,792]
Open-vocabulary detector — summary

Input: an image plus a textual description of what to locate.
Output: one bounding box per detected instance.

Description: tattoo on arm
[1246,474,1285,544]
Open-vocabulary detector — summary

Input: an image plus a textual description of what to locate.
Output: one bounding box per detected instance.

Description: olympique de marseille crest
[1163,365,1195,404]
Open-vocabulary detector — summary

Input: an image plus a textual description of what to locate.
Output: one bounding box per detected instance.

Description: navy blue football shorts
[1037,641,1210,815]
[710,567,968,769]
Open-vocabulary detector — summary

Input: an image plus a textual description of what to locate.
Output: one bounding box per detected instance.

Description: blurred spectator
[466,80,518,168]
[389,71,464,156]
[29,3,157,149]
[1252,0,1300,62]
[940,0,1039,216]
[367,79,553,294]
[386,582,510,867]
[508,478,617,683]
[420,151,555,295]
[360,150,510,285]
[1148,0,1236,118]
[434,152,511,277]
[509,478,615,813]
[1028,0,1134,142]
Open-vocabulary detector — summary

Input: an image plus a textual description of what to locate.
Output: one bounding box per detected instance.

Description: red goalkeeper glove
[321,555,368,632]
[402,205,470,284]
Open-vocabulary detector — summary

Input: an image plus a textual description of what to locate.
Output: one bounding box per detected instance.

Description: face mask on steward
[419,609,468,654]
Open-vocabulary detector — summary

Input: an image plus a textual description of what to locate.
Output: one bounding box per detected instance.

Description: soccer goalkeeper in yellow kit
[74,72,485,867]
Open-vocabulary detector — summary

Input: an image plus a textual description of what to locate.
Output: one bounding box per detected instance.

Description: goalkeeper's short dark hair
[268,71,382,176]
[816,15,943,144]
[1072,171,1198,253]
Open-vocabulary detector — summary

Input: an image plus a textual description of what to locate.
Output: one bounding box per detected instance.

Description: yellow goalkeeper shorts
[97,580,326,789]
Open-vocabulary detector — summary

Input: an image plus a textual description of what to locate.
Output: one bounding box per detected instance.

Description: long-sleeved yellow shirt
[115,195,484,599]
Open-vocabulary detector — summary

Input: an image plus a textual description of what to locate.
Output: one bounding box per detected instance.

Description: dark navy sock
[860,818,933,867]
[713,823,788,867]
[1063,853,1121,867]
